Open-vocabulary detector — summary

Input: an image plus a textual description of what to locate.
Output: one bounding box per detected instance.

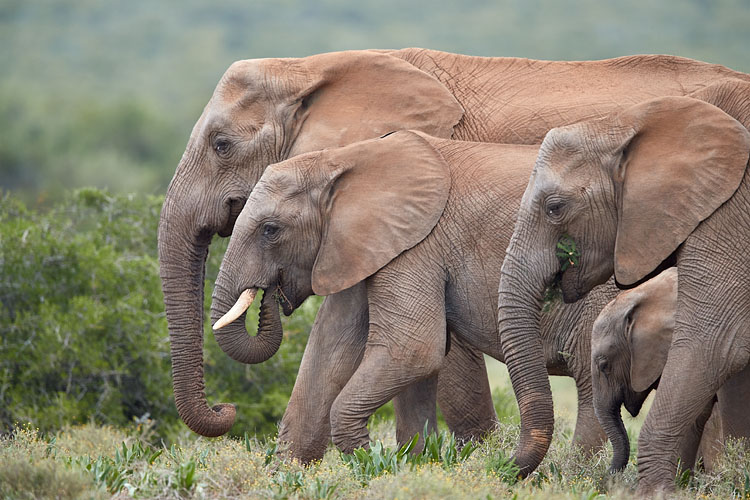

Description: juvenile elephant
[158,46,750,462]
[211,130,620,457]
[495,79,750,492]
[591,268,723,473]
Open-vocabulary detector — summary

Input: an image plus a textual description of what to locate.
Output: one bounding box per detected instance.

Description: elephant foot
[331,426,370,455]
[276,422,330,465]
[330,402,371,454]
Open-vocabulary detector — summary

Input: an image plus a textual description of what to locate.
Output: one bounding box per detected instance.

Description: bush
[0,189,314,440]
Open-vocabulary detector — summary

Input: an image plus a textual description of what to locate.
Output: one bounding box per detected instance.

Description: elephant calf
[211,130,618,459]
[591,267,724,473]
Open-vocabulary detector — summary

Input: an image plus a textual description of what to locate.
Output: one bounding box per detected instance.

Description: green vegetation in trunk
[542,234,580,312]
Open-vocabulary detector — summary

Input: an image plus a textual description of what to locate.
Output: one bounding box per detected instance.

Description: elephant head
[158,51,463,437]
[591,267,677,472]
[497,95,750,475]
[211,130,450,355]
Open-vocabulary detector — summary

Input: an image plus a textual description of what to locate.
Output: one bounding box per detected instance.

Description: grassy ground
[2,408,748,499]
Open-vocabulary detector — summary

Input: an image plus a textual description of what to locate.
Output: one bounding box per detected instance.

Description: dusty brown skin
[591,268,726,473]
[211,131,619,460]
[158,47,750,462]
[496,79,750,492]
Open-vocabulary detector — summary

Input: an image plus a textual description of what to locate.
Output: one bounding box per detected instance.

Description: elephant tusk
[213,288,258,331]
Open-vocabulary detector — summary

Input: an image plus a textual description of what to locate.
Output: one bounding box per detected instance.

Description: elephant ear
[628,267,678,392]
[284,50,464,155]
[311,131,450,296]
[612,96,750,286]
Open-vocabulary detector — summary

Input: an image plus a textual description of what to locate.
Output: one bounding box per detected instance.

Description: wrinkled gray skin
[496,79,750,493]
[591,268,723,473]
[158,47,750,464]
[210,131,618,459]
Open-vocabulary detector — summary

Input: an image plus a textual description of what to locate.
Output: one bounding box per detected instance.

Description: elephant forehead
[219,59,267,95]
[530,165,566,199]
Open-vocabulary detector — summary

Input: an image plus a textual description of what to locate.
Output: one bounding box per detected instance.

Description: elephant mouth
[274,286,295,316]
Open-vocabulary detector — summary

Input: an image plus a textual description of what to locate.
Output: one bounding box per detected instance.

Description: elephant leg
[677,396,715,472]
[716,362,750,440]
[330,271,447,453]
[437,332,497,443]
[696,401,723,472]
[572,374,607,454]
[636,346,719,493]
[277,283,369,463]
[393,375,439,453]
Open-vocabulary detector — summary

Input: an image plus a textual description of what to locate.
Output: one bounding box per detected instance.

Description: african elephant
[157,47,750,463]
[495,79,750,492]
[591,267,724,473]
[210,130,620,457]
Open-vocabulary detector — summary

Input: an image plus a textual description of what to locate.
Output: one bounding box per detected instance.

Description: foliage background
[1,0,749,443]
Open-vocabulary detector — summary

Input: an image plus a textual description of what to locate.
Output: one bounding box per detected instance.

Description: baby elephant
[591,267,724,472]
[211,130,617,463]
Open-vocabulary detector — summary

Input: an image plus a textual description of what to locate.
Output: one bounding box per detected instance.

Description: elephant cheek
[560,268,586,303]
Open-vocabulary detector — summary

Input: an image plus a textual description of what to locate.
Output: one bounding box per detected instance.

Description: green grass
[2,416,748,499]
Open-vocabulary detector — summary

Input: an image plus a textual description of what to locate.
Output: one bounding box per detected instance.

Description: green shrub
[0,189,314,441]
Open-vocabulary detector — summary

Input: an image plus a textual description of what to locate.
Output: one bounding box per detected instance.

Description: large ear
[612,96,750,286]
[283,50,464,155]
[629,267,678,392]
[311,131,450,295]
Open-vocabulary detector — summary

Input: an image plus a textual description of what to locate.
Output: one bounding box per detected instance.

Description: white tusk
[213,288,258,331]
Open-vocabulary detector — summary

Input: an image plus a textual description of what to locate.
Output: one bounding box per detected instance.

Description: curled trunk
[210,285,283,364]
[158,202,235,437]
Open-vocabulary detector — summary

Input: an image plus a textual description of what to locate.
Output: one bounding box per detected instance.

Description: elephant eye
[597,358,610,374]
[214,138,231,156]
[545,199,565,219]
[262,222,280,240]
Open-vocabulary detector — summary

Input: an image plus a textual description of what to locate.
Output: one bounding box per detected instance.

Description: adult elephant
[158,47,750,463]
[496,79,750,492]
[209,131,618,455]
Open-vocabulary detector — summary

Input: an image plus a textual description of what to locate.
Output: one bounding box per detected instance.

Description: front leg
[278,283,369,463]
[572,375,607,453]
[330,269,447,453]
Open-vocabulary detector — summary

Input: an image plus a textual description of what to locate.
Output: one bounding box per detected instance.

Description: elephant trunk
[595,394,630,472]
[210,276,283,364]
[158,189,236,437]
[496,223,556,477]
